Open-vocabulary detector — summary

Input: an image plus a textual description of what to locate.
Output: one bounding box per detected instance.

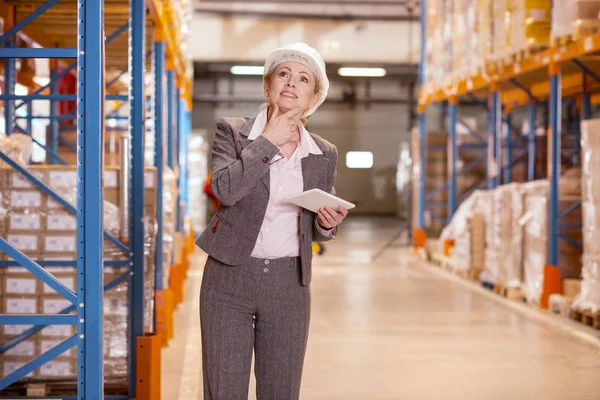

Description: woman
[195,42,348,400]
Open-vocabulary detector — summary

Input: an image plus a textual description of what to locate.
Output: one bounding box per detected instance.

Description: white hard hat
[264,42,329,116]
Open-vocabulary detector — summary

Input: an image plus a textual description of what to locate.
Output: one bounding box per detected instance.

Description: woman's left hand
[317,206,348,230]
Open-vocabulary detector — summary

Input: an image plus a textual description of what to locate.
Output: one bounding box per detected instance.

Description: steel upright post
[77,0,105,397]
[129,0,147,395]
[154,38,165,295]
[448,97,457,220]
[49,61,60,164]
[528,101,537,181]
[504,107,512,184]
[542,62,563,310]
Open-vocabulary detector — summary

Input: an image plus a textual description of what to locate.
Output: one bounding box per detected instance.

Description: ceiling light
[346,151,374,169]
[230,66,264,76]
[338,67,386,77]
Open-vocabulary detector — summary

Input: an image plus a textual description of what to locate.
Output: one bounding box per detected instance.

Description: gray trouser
[200,256,311,400]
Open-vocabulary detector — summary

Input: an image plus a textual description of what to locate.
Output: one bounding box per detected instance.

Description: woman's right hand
[262,104,304,146]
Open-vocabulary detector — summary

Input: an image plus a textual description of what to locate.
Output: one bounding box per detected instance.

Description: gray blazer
[195,116,339,286]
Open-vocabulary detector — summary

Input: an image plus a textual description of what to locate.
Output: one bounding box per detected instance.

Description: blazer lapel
[238,117,270,192]
[239,117,256,150]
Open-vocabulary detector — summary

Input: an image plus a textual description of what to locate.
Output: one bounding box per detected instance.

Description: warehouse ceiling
[193,0,420,21]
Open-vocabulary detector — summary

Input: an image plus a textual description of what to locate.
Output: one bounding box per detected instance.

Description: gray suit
[196,117,338,399]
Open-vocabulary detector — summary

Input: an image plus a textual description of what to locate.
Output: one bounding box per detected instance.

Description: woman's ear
[263,79,269,97]
[309,92,320,109]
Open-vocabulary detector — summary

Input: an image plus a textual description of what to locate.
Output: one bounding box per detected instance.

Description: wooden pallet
[511,44,548,64]
[493,282,525,301]
[0,379,128,397]
[468,268,482,282]
[569,309,600,329]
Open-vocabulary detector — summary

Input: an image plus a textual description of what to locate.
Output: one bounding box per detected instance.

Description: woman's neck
[267,104,301,125]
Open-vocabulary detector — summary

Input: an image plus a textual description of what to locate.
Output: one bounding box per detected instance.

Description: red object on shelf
[204,173,219,209]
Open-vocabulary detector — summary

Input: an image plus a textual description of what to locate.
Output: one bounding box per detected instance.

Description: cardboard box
[1,274,38,295]
[563,278,582,300]
[7,212,44,232]
[5,233,43,255]
[1,295,40,314]
[46,212,78,232]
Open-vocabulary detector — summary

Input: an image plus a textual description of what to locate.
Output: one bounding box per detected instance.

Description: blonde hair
[263,68,321,127]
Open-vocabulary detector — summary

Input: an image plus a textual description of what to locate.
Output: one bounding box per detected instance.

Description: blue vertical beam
[49,66,60,164]
[4,10,15,136]
[129,0,147,395]
[448,99,457,220]
[548,70,561,266]
[528,102,537,181]
[488,88,501,189]
[26,101,33,135]
[167,70,175,169]
[183,108,191,216]
[154,39,165,296]
[176,90,183,233]
[418,111,426,229]
[504,108,512,184]
[78,0,105,397]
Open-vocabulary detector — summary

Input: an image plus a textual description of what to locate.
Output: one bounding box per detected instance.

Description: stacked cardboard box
[48,128,127,166]
[0,165,158,382]
[470,212,486,272]
[411,129,448,238]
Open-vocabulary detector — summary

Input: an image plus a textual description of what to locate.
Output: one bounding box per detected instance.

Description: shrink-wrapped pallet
[520,171,583,305]
[441,190,491,273]
[477,0,493,65]
[520,181,548,304]
[573,119,600,312]
[551,0,600,41]
[491,0,510,63]
[486,183,523,286]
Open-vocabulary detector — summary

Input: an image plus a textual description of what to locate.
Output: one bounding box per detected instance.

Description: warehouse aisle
[163,217,600,400]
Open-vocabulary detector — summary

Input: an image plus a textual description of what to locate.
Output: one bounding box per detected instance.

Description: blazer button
[211,227,217,233]
[262,157,269,163]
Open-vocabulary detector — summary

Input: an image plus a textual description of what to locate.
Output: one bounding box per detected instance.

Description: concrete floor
[162,216,600,400]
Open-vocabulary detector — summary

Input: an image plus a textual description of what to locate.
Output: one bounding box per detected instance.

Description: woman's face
[264,61,319,115]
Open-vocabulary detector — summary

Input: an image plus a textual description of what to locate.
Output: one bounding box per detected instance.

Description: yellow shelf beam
[149,0,192,108]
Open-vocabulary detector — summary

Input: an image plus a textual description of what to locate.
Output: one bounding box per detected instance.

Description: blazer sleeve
[210,118,280,206]
[313,144,339,242]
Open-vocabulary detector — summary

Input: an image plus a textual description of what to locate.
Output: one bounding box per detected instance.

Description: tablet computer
[285,188,356,214]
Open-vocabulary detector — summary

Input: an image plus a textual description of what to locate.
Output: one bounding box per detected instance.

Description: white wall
[189,16,420,64]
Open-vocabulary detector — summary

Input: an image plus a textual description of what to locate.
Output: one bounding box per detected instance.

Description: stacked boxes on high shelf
[0,165,158,383]
[411,128,448,238]
[551,0,600,43]
[411,125,489,239]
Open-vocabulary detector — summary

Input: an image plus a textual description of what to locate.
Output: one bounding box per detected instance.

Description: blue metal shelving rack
[415,2,599,307]
[0,0,108,398]
[0,0,192,398]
